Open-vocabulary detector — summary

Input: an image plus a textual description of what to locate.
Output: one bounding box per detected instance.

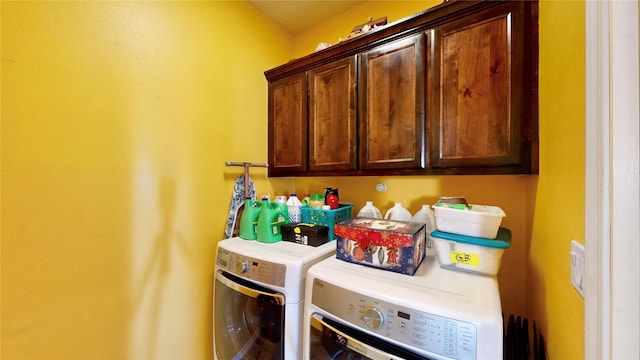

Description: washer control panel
[216,247,286,287]
[311,278,477,359]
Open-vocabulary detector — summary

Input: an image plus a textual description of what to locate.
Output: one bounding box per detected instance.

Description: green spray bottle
[257,197,287,243]
[239,198,261,240]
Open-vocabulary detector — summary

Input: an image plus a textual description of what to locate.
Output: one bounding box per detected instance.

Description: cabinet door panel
[308,57,357,171]
[359,34,426,170]
[429,3,531,170]
[268,73,307,175]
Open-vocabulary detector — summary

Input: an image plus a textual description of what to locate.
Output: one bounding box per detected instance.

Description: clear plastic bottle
[412,204,437,256]
[357,201,383,218]
[286,194,303,223]
[384,202,412,221]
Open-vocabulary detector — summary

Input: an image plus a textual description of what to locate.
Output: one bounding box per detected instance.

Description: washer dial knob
[235,260,249,273]
[363,307,384,329]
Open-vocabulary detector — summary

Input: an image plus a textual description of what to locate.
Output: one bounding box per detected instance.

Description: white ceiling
[249,0,364,34]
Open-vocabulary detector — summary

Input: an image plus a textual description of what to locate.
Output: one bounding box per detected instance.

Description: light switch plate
[570,240,585,297]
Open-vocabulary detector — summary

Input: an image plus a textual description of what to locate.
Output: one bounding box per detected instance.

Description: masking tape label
[450,251,480,266]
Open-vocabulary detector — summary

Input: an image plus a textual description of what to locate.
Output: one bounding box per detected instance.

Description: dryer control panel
[311,278,478,359]
[216,247,286,288]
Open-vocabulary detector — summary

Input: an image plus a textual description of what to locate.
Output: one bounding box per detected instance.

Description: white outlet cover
[570,240,585,297]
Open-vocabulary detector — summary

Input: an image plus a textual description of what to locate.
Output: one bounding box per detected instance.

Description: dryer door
[308,314,430,360]
[214,271,285,360]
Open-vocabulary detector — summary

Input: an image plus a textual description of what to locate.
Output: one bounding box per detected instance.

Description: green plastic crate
[300,204,353,240]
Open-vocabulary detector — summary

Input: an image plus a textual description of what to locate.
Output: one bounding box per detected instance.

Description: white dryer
[303,256,503,359]
[214,237,335,360]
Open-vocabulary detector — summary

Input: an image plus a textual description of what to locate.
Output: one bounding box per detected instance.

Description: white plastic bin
[431,228,511,276]
[432,204,505,239]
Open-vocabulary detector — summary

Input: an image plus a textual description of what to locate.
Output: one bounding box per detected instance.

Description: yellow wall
[530,1,586,359]
[1,0,586,359]
[1,1,292,358]
[285,1,586,359]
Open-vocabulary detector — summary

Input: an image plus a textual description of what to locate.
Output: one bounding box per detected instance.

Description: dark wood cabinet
[308,56,357,172]
[359,34,426,170]
[264,0,538,177]
[426,1,538,173]
[267,73,307,176]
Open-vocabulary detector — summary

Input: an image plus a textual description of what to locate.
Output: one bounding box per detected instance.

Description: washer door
[214,271,285,360]
[308,314,429,360]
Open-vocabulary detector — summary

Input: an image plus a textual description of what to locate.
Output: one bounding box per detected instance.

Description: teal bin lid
[430,227,512,249]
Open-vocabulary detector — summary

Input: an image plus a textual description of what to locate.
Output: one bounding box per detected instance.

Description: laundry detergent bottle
[257,198,287,243]
[239,198,261,240]
[275,195,290,224]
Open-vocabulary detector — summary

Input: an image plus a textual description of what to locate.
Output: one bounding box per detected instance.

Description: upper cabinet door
[427,1,537,173]
[268,73,307,176]
[308,56,357,172]
[359,34,426,170]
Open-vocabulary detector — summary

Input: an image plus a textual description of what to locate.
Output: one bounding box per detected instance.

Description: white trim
[608,2,640,358]
[585,2,610,357]
[585,1,640,359]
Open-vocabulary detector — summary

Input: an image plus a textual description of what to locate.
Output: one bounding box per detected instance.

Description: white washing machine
[214,237,335,360]
[303,256,503,359]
